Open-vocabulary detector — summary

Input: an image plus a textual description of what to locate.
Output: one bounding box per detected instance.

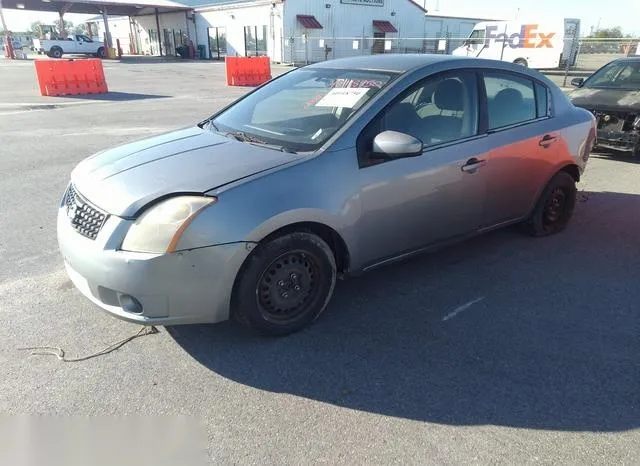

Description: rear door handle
[539,134,558,148]
[461,157,487,173]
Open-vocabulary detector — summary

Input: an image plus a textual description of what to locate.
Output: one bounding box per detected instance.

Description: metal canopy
[296,15,323,30]
[1,0,191,16]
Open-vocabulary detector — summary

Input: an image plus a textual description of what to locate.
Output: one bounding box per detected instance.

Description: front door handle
[539,134,558,148]
[461,157,486,173]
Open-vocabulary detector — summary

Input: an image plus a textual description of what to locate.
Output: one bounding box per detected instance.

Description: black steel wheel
[256,250,323,325]
[522,171,577,237]
[232,232,337,336]
[542,187,567,227]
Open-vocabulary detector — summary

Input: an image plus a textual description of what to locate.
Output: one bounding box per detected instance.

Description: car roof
[302,54,555,81]
[305,54,469,73]
[612,56,640,63]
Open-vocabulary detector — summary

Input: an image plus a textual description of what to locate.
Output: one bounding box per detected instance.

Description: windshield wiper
[223,131,297,153]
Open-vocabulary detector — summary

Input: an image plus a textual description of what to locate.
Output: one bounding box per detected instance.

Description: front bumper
[595,129,640,152]
[57,203,251,326]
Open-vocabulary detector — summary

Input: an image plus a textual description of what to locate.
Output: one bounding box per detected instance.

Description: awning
[297,15,323,30]
[373,20,398,33]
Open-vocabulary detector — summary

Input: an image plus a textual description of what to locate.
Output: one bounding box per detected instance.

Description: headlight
[121,196,216,253]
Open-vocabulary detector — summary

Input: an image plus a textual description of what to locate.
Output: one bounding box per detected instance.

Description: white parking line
[0,102,93,107]
[60,127,173,137]
[442,296,485,322]
[0,101,96,116]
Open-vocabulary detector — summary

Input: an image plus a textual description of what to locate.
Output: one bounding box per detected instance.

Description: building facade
[88,0,495,62]
[191,0,494,64]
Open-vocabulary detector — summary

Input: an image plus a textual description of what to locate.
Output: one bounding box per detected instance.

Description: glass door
[208,27,227,60]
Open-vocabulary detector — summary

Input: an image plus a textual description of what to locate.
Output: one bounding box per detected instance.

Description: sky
[1,0,638,36]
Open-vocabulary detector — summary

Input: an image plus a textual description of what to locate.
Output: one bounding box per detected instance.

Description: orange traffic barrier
[225,56,272,87]
[34,58,108,97]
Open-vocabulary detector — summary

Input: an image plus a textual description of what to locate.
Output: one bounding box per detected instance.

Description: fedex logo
[484,24,555,48]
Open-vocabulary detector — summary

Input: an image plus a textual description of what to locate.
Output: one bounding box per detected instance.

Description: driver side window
[358,71,479,167]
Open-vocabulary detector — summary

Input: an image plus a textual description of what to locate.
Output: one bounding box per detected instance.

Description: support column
[155,8,162,57]
[0,0,15,59]
[102,8,112,48]
[128,16,137,55]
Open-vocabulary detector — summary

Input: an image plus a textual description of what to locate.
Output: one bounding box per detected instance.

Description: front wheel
[522,171,577,237]
[232,232,337,336]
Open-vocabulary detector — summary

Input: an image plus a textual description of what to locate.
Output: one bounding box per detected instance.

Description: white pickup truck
[33,34,105,59]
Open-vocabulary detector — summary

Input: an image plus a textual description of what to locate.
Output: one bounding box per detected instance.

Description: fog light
[118,294,143,314]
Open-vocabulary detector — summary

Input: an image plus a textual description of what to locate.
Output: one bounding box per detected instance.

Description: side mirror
[373,130,423,158]
[570,77,585,87]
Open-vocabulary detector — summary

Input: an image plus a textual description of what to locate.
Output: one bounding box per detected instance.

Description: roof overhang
[296,14,322,30]
[373,20,397,33]
[1,0,191,16]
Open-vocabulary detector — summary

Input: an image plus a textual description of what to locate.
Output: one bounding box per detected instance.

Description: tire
[232,232,337,336]
[514,58,528,67]
[522,171,577,237]
[50,47,62,59]
[96,47,105,59]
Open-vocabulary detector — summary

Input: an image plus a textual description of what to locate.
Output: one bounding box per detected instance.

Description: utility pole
[0,0,15,59]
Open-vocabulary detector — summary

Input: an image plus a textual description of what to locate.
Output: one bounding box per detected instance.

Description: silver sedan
[58,54,596,335]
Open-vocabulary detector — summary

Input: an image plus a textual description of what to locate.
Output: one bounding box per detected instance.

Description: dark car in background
[568,57,640,157]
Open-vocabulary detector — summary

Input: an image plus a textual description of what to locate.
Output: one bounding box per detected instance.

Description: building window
[244,25,268,57]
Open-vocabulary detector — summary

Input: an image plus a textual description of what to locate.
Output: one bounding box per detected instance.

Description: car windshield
[210,67,398,152]
[584,61,640,90]
[467,29,485,44]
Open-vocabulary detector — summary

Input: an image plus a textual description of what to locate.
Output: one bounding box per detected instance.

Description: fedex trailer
[451,19,580,69]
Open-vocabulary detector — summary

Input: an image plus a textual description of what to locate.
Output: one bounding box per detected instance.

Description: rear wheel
[522,171,577,237]
[96,47,105,59]
[49,47,62,59]
[514,58,528,67]
[232,232,337,336]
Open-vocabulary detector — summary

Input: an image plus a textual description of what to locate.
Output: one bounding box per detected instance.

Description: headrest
[434,79,464,111]
[494,88,523,107]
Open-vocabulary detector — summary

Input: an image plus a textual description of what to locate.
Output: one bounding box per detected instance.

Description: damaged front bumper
[596,129,640,152]
[592,111,640,152]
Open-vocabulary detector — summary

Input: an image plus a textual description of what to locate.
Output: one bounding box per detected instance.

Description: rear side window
[535,82,549,117]
[483,73,537,130]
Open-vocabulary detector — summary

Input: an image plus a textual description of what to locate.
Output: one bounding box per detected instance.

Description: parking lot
[1,58,639,464]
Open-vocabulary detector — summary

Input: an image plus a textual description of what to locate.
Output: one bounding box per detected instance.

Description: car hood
[569,87,640,113]
[71,126,299,217]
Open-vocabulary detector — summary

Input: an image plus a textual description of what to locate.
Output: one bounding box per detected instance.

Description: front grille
[64,184,108,240]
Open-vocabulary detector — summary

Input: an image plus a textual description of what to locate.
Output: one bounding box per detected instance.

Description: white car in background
[33,34,105,59]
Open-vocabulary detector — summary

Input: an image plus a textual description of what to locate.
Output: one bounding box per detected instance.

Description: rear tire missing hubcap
[522,171,577,237]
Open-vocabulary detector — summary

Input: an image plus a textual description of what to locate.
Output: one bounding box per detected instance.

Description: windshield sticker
[329,78,385,89]
[315,88,370,108]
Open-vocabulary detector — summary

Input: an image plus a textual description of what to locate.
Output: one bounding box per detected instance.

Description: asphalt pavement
[0,58,638,465]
